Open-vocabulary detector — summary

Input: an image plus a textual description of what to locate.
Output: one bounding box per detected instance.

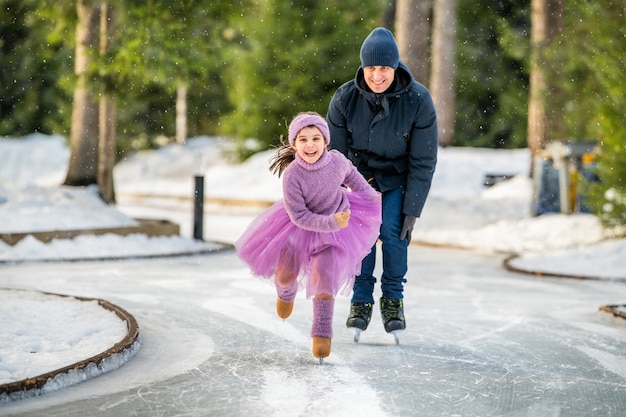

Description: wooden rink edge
[0,218,180,246]
[0,290,140,398]
[598,305,626,321]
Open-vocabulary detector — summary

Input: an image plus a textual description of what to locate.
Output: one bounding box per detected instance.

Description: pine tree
[547,2,626,229]
[455,0,530,148]
[0,0,72,136]
[222,0,385,156]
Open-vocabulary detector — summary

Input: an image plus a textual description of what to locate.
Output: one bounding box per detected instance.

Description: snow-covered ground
[0,289,135,396]
[1,133,624,273]
[1,133,625,407]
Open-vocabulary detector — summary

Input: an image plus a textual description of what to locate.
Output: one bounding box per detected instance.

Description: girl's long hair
[268,135,295,177]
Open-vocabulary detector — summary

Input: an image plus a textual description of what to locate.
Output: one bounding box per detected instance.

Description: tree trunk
[528,0,564,159]
[176,83,188,144]
[430,0,458,147]
[395,0,432,86]
[98,2,116,204]
[64,0,100,186]
[98,98,116,203]
[528,0,547,159]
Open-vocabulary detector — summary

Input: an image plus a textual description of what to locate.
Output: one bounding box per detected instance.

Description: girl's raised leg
[275,250,298,319]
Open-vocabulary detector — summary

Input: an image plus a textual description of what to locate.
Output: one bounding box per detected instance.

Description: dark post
[193,175,204,240]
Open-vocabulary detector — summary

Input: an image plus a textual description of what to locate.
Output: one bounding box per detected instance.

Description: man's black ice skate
[380,297,406,344]
[346,302,373,343]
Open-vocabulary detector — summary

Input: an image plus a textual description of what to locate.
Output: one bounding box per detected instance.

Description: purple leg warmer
[275,280,298,302]
[311,297,335,338]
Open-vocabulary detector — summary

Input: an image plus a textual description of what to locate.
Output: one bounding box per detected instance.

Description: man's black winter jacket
[327,62,438,217]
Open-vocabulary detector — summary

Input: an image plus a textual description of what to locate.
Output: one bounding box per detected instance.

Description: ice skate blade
[353,328,362,343]
[391,330,402,345]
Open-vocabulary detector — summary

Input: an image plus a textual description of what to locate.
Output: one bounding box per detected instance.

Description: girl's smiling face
[293,126,326,164]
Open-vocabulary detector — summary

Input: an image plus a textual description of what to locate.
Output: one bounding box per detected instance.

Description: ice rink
[1,244,625,417]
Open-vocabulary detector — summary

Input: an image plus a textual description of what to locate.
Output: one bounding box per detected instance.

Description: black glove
[400,215,417,241]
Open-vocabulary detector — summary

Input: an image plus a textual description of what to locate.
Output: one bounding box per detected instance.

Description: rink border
[415,243,626,323]
[598,305,626,321]
[0,218,180,246]
[0,241,233,264]
[502,252,626,282]
[503,253,626,322]
[0,290,140,400]
[414,240,625,282]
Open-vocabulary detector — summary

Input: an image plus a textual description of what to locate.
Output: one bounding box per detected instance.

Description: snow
[0,290,128,384]
[0,134,625,410]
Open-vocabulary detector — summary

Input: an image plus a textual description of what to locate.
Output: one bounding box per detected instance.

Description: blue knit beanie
[360,27,400,69]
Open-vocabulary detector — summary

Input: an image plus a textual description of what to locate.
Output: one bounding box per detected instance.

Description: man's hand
[335,210,351,229]
[400,215,416,241]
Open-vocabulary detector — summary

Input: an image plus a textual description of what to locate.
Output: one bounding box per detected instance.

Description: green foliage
[1,0,246,144]
[455,0,530,148]
[2,0,622,225]
[0,0,73,136]
[106,1,248,144]
[551,2,626,229]
[221,0,385,157]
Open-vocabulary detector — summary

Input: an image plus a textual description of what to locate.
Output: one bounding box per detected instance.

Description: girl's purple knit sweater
[282,149,373,232]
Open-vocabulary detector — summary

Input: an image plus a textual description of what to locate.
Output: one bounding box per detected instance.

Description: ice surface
[1,247,625,416]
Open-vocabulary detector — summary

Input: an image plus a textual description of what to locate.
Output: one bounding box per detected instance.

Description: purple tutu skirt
[235,190,381,298]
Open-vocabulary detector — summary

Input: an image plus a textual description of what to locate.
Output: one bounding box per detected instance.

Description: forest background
[0,0,624,227]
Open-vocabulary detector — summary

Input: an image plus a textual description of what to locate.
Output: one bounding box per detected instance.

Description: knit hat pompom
[288,112,330,146]
[360,27,400,69]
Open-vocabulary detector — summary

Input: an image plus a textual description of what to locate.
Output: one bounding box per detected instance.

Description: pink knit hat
[288,112,330,146]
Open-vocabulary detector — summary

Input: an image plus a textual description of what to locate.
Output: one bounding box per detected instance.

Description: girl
[235,112,381,362]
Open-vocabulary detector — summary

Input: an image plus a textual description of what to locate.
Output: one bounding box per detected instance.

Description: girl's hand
[334,210,351,229]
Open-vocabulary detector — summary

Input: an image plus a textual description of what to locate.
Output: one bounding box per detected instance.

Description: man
[326,27,438,341]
